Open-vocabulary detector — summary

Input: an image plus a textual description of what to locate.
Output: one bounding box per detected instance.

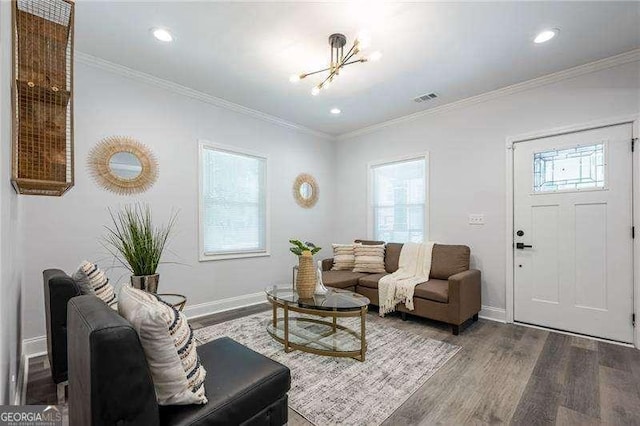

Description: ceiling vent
[413,92,438,103]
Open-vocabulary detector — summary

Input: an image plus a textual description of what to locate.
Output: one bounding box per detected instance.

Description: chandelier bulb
[311,86,320,96]
[289,74,302,83]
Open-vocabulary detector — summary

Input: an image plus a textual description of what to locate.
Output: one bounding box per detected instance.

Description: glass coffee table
[265,285,370,362]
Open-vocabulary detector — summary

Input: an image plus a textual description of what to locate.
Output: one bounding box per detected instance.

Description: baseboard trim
[15,355,28,405]
[183,292,266,320]
[18,336,47,405]
[478,305,507,323]
[22,336,47,359]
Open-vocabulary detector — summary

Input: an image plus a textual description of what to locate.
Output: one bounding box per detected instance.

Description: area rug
[194,311,460,425]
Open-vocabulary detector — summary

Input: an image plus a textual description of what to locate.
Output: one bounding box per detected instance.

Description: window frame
[367,153,430,243]
[198,140,270,261]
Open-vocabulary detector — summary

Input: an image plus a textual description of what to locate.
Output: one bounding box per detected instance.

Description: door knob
[516,243,533,249]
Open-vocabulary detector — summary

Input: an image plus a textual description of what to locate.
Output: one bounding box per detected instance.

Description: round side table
[157,293,187,311]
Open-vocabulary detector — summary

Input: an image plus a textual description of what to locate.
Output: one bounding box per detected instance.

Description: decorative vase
[296,252,316,298]
[131,273,160,293]
[315,260,329,295]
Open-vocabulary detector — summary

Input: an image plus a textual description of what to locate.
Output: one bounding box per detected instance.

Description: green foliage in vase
[289,239,321,256]
[103,203,178,276]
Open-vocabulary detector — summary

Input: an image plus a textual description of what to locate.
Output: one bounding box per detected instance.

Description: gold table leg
[360,306,367,362]
[272,302,277,327]
[283,303,291,353]
[332,314,337,333]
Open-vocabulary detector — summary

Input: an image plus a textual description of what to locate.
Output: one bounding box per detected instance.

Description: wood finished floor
[26,304,640,425]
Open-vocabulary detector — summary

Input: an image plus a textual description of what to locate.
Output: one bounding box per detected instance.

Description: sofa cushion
[322,271,367,289]
[414,279,449,303]
[357,273,388,289]
[385,243,403,273]
[430,244,470,280]
[159,337,290,426]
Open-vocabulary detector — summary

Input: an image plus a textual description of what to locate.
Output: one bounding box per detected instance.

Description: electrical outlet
[469,214,484,225]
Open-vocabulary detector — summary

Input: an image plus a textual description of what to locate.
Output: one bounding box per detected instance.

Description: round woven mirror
[293,173,319,208]
[88,136,158,195]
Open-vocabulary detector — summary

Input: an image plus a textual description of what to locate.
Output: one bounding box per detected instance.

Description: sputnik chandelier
[289,32,381,96]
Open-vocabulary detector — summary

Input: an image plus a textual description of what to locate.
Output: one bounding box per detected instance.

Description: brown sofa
[321,241,481,334]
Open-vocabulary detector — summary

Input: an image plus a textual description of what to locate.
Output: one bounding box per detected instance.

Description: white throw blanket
[378,242,436,316]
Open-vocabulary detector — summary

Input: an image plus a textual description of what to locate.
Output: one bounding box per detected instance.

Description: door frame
[505,114,640,347]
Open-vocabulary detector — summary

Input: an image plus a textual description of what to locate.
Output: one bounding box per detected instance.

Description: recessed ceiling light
[534,29,558,44]
[152,28,174,42]
[330,108,341,115]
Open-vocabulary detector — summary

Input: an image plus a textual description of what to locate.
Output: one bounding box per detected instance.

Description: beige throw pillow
[72,261,117,309]
[331,243,357,271]
[353,244,386,273]
[118,285,207,405]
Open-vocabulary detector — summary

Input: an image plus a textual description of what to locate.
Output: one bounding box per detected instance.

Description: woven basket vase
[296,252,316,298]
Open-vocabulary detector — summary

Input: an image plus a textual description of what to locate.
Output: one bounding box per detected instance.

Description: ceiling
[75,1,640,136]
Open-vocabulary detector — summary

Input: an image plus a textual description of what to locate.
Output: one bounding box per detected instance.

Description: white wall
[0,0,23,404]
[334,60,640,313]
[16,48,640,348]
[20,61,336,342]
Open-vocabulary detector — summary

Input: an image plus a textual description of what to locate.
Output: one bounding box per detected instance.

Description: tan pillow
[72,261,117,309]
[118,285,207,405]
[353,244,386,273]
[331,243,357,271]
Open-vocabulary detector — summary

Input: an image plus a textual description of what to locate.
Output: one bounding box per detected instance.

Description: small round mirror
[293,173,319,208]
[299,182,313,200]
[108,152,143,180]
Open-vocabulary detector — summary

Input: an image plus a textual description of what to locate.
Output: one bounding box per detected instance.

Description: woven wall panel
[12,0,74,196]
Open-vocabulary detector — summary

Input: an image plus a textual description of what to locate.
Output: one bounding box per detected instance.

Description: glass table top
[265,285,369,311]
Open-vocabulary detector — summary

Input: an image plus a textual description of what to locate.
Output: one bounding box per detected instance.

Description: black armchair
[43,269,84,402]
[67,295,291,426]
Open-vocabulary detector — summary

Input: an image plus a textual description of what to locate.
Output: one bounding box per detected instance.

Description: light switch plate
[469,214,484,225]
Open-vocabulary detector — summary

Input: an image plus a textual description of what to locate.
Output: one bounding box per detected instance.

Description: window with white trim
[199,142,268,260]
[370,156,428,243]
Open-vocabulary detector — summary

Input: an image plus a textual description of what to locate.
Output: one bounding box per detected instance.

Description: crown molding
[337,48,640,141]
[74,51,335,141]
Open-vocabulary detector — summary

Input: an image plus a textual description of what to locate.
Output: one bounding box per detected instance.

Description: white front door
[513,123,634,343]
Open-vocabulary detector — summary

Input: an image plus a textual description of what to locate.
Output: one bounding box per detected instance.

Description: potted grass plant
[104,203,178,293]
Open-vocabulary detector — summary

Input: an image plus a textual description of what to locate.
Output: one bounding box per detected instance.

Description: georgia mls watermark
[0,406,62,426]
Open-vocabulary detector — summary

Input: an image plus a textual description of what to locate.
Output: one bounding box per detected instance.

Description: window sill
[199,251,271,262]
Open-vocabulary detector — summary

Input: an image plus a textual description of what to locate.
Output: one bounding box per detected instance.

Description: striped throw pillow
[118,284,207,405]
[72,261,117,308]
[331,243,357,271]
[353,244,386,273]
